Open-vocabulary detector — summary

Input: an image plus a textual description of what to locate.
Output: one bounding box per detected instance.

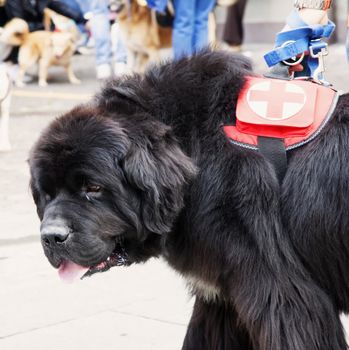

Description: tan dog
[1,18,80,87]
[115,0,172,73]
[16,30,80,87]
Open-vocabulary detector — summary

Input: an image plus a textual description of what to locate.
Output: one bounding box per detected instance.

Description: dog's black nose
[41,224,70,247]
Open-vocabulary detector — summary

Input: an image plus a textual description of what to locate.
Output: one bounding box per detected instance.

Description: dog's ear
[122,118,197,235]
[112,85,149,111]
[96,77,151,116]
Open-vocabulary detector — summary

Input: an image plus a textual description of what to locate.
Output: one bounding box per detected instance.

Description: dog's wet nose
[41,224,70,247]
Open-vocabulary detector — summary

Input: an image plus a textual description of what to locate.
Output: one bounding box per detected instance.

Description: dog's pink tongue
[58,261,89,283]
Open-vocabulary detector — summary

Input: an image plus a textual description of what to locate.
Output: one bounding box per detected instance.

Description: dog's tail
[0,18,29,46]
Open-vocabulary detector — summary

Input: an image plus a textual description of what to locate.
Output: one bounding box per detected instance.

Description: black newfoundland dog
[29,50,349,349]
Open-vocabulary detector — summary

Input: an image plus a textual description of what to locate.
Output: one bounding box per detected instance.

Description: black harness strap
[258,136,287,183]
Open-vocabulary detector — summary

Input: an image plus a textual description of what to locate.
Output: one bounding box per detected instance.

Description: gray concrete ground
[0,45,349,349]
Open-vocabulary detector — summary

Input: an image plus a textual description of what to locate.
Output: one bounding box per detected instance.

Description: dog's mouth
[58,241,130,283]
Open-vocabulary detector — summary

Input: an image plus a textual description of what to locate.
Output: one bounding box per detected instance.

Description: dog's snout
[41,221,70,247]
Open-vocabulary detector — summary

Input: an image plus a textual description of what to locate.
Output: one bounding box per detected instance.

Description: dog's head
[112,0,149,18]
[50,32,75,59]
[29,105,196,282]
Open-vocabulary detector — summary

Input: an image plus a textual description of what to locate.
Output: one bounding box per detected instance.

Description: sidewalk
[0,47,348,349]
[0,53,192,350]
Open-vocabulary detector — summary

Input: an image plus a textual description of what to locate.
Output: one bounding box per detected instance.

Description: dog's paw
[39,80,48,87]
[15,80,26,88]
[70,78,81,85]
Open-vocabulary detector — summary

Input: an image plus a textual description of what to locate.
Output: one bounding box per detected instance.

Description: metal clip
[309,43,330,85]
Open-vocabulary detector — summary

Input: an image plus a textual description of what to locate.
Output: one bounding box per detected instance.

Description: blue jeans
[76,0,112,66]
[114,24,127,64]
[59,0,86,33]
[172,0,215,59]
[76,0,127,65]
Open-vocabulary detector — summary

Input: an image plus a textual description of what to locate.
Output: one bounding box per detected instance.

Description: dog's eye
[85,185,101,193]
[81,184,102,201]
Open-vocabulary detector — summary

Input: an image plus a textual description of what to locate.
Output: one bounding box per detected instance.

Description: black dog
[29,50,349,349]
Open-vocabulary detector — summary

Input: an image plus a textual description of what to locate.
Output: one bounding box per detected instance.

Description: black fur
[29,50,349,349]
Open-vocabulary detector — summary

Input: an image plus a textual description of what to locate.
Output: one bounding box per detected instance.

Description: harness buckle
[309,42,329,85]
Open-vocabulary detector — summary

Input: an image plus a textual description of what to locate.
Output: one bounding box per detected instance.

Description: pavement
[0,45,349,350]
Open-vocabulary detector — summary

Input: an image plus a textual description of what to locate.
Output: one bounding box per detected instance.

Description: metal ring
[280,40,305,66]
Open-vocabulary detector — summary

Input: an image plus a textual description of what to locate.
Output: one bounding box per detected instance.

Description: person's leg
[0,6,8,27]
[114,26,127,75]
[74,0,90,17]
[111,21,127,75]
[172,0,195,59]
[112,23,127,64]
[59,0,86,34]
[76,0,112,78]
[222,0,248,47]
[90,0,112,75]
[192,0,215,53]
[59,0,81,14]
[115,38,127,62]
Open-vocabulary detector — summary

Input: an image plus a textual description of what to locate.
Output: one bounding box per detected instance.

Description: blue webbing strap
[264,10,335,78]
[146,0,168,12]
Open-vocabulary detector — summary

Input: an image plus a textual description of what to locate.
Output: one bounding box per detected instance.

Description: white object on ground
[114,62,128,76]
[96,63,112,80]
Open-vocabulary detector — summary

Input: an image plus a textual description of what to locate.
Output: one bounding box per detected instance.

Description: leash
[264,10,335,85]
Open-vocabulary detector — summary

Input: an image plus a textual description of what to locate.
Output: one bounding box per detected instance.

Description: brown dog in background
[115,0,172,73]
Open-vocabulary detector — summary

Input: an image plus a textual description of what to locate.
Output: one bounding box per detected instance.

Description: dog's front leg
[229,254,347,350]
[195,153,347,349]
[65,63,81,85]
[16,66,27,88]
[224,165,347,350]
[126,49,136,73]
[182,297,252,350]
[38,58,49,87]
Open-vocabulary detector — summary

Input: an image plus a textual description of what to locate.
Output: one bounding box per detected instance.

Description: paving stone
[0,311,187,350]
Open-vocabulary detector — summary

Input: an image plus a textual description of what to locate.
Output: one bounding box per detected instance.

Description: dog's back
[19,31,74,62]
